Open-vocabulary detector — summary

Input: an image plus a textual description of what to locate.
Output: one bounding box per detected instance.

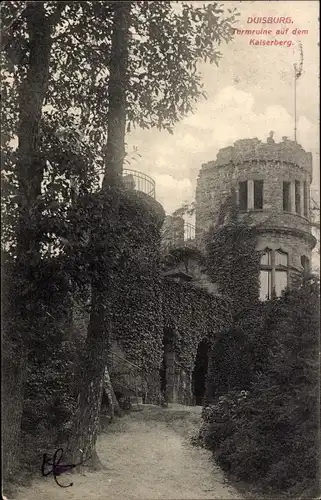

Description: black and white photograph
[1,1,320,499]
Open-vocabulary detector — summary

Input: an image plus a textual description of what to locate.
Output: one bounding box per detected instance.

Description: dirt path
[13,404,242,500]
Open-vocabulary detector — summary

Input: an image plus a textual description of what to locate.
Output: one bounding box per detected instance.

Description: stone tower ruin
[195,135,316,300]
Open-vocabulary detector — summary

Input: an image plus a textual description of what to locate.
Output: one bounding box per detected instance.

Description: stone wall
[171,257,219,295]
[211,137,312,176]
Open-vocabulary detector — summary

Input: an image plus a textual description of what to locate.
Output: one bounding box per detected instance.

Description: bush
[201,278,320,498]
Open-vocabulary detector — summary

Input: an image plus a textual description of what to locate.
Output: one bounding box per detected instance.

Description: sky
[126,0,320,216]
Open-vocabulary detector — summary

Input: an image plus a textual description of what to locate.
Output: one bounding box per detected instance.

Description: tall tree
[67,1,132,466]
[1,0,239,473]
[1,0,66,482]
[102,1,131,187]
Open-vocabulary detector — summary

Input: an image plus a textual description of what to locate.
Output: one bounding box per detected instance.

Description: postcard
[1,1,319,499]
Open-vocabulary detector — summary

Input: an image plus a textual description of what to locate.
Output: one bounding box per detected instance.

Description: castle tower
[195,135,316,300]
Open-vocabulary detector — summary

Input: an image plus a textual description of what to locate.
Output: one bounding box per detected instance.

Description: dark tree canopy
[1,1,238,145]
[1,0,238,257]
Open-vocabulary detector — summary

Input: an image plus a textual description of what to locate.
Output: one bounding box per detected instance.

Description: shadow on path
[13,405,242,500]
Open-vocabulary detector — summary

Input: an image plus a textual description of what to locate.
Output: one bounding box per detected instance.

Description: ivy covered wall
[110,190,165,402]
[163,280,231,370]
[162,280,232,404]
[69,189,232,406]
[204,213,263,403]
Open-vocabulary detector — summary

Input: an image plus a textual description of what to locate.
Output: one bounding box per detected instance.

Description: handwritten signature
[41,448,91,488]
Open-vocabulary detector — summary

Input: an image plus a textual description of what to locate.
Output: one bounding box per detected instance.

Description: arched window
[260,248,272,266]
[259,248,289,301]
[275,249,288,267]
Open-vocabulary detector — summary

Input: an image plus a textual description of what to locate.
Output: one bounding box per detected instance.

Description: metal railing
[184,222,196,242]
[161,222,196,252]
[122,169,156,198]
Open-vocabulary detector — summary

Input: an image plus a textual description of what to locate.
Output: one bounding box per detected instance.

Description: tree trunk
[67,1,132,466]
[16,1,59,257]
[102,1,131,188]
[2,1,64,485]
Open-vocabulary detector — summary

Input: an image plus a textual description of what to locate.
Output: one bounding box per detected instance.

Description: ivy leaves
[163,280,231,371]
[206,218,260,316]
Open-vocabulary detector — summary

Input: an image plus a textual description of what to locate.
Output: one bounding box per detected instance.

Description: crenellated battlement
[201,137,312,176]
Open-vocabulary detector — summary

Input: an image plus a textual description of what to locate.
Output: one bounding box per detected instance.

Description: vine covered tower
[195,135,316,300]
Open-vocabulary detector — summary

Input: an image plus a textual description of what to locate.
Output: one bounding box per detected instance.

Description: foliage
[162,280,231,372]
[205,217,261,316]
[1,110,101,257]
[162,246,205,273]
[1,0,239,258]
[171,200,196,218]
[1,0,239,483]
[106,196,230,404]
[1,255,83,476]
[204,205,262,401]
[111,190,165,377]
[206,324,258,401]
[200,390,250,450]
[201,277,320,498]
[310,194,320,269]
[1,0,238,160]
[3,187,164,471]
[201,195,320,497]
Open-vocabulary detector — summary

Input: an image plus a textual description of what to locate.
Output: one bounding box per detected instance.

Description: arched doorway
[192,339,209,405]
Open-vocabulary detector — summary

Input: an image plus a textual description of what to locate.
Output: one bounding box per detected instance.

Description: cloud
[151,174,193,215]
[126,0,319,216]
[127,85,318,214]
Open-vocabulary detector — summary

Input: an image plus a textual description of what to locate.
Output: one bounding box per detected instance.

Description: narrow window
[260,249,272,301]
[274,271,288,297]
[254,180,263,209]
[303,181,309,217]
[260,270,271,301]
[275,250,288,297]
[283,182,291,211]
[239,181,248,211]
[295,181,301,214]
